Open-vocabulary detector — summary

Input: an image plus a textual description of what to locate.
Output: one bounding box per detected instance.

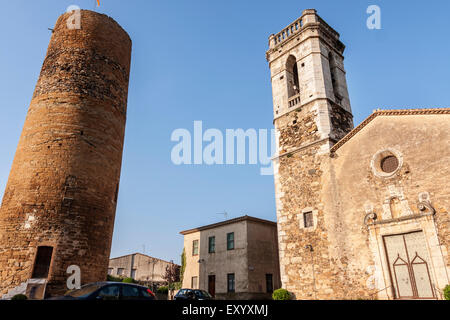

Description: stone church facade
[267,9,449,299]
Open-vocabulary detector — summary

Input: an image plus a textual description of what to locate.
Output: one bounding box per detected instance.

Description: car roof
[179,289,206,292]
[83,282,147,288]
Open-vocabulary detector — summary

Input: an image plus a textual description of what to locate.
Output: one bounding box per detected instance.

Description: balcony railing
[273,18,303,46]
[288,94,301,108]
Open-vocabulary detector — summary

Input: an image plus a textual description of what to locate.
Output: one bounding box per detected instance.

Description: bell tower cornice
[266,9,345,64]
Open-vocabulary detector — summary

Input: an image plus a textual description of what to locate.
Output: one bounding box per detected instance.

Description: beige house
[180,216,281,300]
[267,9,449,299]
[108,253,178,286]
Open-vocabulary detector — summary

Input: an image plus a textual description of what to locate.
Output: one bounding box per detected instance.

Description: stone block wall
[0,10,132,296]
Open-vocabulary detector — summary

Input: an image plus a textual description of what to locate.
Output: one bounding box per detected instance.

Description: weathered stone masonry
[0,10,132,297]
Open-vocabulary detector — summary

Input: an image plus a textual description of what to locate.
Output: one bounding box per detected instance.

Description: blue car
[47,282,156,300]
[174,289,213,300]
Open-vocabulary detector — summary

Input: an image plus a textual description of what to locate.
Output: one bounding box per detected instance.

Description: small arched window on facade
[286,55,300,99]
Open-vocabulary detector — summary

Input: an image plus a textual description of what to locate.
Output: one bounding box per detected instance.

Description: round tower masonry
[0,10,132,297]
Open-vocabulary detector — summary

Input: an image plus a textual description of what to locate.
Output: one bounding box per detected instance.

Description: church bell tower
[267,9,353,152]
[266,9,354,298]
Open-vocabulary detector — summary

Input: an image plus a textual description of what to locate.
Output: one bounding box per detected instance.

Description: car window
[97,285,120,300]
[202,290,212,298]
[176,289,186,296]
[65,283,102,298]
[122,285,141,300]
[140,288,154,299]
[185,290,195,298]
[194,290,210,298]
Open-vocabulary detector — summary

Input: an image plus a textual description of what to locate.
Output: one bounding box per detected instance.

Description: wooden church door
[383,231,436,299]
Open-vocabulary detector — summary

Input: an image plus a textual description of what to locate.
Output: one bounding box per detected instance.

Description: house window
[192,240,199,256]
[117,268,124,276]
[227,273,235,293]
[191,276,198,289]
[266,274,274,293]
[131,269,137,279]
[32,246,53,279]
[227,233,235,250]
[304,211,313,228]
[208,236,215,253]
[107,268,113,275]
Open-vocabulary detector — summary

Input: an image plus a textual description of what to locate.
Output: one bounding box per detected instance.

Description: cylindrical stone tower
[0,10,132,297]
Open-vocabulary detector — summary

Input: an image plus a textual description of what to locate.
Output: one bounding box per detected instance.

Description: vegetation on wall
[180,248,186,283]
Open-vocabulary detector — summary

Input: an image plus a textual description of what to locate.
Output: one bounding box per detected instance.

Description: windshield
[65,283,103,298]
[195,290,212,298]
[176,289,187,296]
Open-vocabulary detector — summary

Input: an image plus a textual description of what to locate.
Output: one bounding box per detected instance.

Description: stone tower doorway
[383,231,436,299]
[32,246,53,279]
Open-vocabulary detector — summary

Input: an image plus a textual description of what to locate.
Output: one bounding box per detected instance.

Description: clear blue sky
[0,0,449,264]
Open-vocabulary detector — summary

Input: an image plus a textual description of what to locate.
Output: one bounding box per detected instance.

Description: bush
[444,285,450,300]
[122,277,135,284]
[107,275,122,282]
[157,286,168,294]
[11,294,28,300]
[272,289,291,300]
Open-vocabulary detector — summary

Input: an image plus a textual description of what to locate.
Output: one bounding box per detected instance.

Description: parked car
[46,282,156,300]
[174,289,213,300]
